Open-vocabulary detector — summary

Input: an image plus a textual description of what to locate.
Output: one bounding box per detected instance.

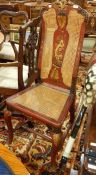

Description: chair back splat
[38,6,85,91]
[4,4,88,173]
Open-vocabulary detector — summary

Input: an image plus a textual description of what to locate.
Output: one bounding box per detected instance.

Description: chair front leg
[4,109,13,144]
[51,131,63,165]
[39,131,63,175]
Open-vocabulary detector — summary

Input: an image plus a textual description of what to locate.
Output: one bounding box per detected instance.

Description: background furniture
[0,10,34,98]
[0,31,4,49]
[25,2,50,19]
[0,10,28,61]
[79,104,96,175]
[71,0,85,7]
[84,0,96,35]
[0,3,19,12]
[4,4,87,173]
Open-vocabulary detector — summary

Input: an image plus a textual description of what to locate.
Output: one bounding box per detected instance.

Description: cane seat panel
[10,84,69,120]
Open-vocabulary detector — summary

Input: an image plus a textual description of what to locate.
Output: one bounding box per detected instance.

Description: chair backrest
[0,10,28,31]
[0,4,19,12]
[38,6,86,90]
[0,10,28,29]
[17,5,87,89]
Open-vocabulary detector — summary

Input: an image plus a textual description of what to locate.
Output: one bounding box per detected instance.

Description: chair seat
[0,65,28,89]
[0,42,19,61]
[7,84,72,127]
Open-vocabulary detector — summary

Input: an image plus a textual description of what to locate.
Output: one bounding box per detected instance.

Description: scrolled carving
[24,23,41,76]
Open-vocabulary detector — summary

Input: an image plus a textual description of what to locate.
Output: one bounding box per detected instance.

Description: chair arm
[21,16,41,31]
[9,40,19,60]
[0,61,19,67]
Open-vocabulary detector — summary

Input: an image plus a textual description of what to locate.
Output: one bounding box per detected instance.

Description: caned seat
[4,4,87,172]
[9,83,70,127]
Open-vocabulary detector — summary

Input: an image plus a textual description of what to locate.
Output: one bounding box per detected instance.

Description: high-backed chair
[4,4,87,169]
[0,10,28,62]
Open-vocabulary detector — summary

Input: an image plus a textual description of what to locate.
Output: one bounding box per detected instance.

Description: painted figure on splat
[49,13,69,85]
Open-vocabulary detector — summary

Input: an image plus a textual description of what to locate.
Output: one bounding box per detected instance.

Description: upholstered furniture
[0,143,29,175]
[0,31,4,49]
[0,10,28,61]
[4,4,87,171]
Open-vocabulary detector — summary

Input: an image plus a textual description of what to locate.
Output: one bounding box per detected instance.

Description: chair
[0,10,28,62]
[0,11,37,99]
[4,4,87,170]
[0,4,19,12]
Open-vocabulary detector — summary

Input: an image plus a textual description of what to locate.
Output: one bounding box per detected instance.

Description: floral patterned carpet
[0,55,91,175]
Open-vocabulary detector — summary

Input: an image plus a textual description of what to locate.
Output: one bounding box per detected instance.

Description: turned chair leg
[50,132,63,165]
[39,132,64,175]
[4,110,13,144]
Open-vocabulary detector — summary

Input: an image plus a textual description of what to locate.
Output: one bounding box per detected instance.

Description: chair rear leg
[70,98,75,124]
[4,110,13,144]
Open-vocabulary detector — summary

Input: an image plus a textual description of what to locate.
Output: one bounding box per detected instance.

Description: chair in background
[4,4,87,171]
[0,4,19,12]
[0,11,37,99]
[0,10,28,62]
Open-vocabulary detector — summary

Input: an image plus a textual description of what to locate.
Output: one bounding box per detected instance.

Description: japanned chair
[4,4,87,169]
[0,10,28,62]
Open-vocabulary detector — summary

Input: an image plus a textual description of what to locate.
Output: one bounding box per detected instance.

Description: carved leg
[51,132,63,164]
[40,132,63,175]
[4,110,13,144]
